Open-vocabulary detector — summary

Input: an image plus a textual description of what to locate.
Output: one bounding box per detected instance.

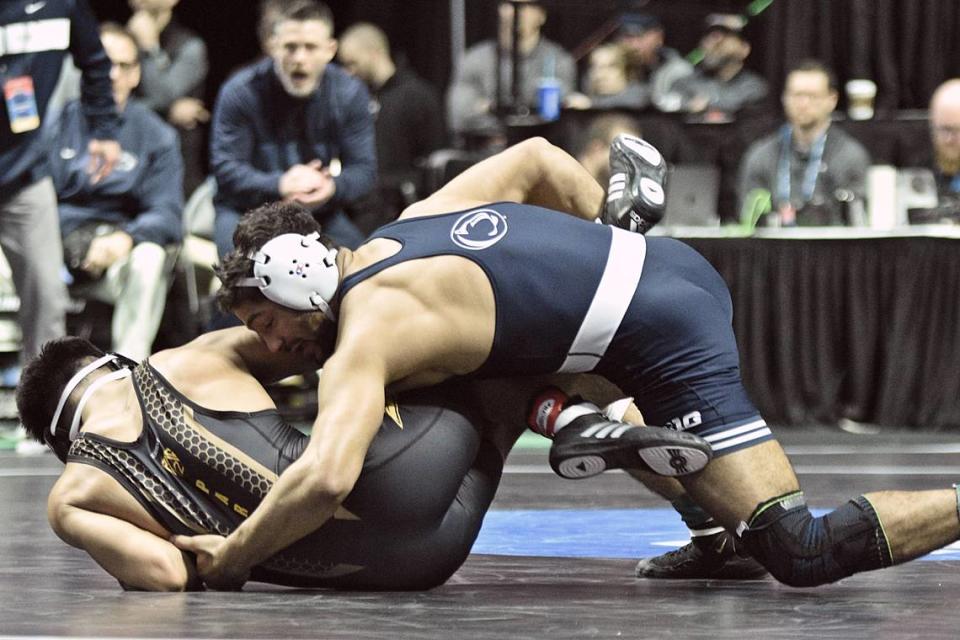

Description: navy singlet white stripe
[558,228,646,373]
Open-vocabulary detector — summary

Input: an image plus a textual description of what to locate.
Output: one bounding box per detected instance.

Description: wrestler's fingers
[169,534,219,555]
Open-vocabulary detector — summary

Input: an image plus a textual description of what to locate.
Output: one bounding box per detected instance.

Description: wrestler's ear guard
[237,232,339,321]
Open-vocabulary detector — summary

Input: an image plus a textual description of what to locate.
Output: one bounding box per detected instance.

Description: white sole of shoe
[639,446,709,476]
[556,455,607,479]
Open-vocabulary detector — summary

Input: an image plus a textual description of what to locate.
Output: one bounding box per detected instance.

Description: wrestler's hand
[171,534,250,591]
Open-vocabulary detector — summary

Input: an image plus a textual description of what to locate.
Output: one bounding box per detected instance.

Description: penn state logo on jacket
[450,209,509,250]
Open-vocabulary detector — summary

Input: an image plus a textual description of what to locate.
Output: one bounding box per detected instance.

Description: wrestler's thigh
[678,440,801,530]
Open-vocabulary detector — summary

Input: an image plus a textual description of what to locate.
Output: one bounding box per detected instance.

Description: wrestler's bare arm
[48,469,200,591]
[182,342,389,580]
[173,281,485,583]
[401,137,604,221]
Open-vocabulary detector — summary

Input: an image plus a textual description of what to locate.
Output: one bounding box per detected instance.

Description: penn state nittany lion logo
[450,209,509,250]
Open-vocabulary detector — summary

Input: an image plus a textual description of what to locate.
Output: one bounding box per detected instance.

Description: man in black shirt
[338,23,446,232]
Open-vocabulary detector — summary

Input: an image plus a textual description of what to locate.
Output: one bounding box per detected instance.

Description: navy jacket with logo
[0,0,118,192]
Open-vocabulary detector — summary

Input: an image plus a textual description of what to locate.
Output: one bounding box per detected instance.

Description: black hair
[214,200,338,312]
[16,337,105,453]
[788,59,839,93]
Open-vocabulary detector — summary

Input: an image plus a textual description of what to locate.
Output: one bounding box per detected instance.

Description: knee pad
[739,492,893,588]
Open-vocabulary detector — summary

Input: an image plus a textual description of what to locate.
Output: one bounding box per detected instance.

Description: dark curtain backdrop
[686,237,960,430]
[754,0,960,112]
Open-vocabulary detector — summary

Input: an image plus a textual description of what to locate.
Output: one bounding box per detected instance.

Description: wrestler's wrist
[221,530,258,573]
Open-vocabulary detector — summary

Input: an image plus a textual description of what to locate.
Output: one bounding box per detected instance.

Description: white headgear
[237,232,339,321]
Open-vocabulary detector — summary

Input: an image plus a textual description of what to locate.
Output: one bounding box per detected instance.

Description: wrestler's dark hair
[259,0,334,44]
[215,200,338,312]
[16,337,105,446]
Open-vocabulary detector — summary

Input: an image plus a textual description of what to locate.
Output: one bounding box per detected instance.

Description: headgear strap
[236,232,339,321]
[47,354,133,462]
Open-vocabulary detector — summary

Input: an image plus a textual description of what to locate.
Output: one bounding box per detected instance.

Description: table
[670,227,960,429]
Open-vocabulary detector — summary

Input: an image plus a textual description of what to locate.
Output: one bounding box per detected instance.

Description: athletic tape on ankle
[690,526,726,538]
[601,397,634,422]
[555,403,600,432]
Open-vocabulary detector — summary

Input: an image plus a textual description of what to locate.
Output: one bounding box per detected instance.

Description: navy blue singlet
[339,203,773,455]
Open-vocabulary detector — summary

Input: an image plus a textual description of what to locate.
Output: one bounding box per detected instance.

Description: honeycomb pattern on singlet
[68,437,227,535]
[260,553,343,576]
[69,363,357,579]
[133,364,274,499]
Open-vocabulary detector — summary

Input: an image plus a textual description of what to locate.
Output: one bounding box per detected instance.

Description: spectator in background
[575,113,642,184]
[738,60,870,227]
[615,13,693,113]
[211,0,375,257]
[127,0,209,197]
[925,79,960,206]
[338,23,446,233]
[566,44,647,111]
[49,23,183,361]
[672,14,768,118]
[446,0,575,138]
[0,0,120,370]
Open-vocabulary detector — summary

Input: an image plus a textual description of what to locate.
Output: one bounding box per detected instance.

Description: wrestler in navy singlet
[66,362,501,590]
[339,202,772,455]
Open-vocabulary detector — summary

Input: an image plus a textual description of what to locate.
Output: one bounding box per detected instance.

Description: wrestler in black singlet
[67,362,502,590]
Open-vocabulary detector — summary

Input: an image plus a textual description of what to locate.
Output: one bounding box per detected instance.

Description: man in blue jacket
[48,23,182,361]
[0,0,120,370]
[210,0,376,257]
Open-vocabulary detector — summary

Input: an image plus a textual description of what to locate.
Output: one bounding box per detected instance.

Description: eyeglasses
[111,60,139,72]
[932,124,960,139]
[783,91,830,101]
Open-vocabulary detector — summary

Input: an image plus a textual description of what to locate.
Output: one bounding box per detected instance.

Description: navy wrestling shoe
[601,133,668,234]
[548,413,712,479]
[635,530,769,580]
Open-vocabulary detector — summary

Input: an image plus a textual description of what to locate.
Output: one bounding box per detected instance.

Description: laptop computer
[663,164,721,227]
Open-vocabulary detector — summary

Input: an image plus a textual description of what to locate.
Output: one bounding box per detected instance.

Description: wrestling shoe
[548,413,712,479]
[635,530,768,580]
[601,133,668,234]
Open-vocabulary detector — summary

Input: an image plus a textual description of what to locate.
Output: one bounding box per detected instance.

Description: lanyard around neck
[776,125,828,206]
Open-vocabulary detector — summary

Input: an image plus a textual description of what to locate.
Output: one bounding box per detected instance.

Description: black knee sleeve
[739,492,893,588]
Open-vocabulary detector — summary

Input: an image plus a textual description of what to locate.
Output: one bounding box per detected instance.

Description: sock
[527,387,600,438]
[671,495,724,538]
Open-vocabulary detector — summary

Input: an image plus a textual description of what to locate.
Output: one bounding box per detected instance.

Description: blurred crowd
[2,0,960,381]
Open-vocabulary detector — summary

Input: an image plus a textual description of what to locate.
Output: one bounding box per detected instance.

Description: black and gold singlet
[67,362,502,589]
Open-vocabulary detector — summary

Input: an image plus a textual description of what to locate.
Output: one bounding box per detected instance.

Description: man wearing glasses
[47,22,183,362]
[927,79,960,205]
[738,59,871,227]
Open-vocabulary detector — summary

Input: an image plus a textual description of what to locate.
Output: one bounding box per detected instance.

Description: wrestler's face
[235,300,334,365]
[271,19,338,98]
